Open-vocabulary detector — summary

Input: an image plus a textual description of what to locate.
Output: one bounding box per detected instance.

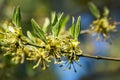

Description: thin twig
[80,54,120,61]
[62,51,120,61]
[80,29,92,34]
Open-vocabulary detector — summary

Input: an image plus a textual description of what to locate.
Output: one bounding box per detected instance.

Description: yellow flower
[70,39,80,49]
[91,18,117,40]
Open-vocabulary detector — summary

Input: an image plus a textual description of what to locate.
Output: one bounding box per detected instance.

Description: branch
[80,54,120,61]
[80,29,92,34]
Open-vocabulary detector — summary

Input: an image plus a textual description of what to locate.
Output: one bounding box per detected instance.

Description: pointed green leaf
[57,12,64,34]
[58,12,64,21]
[42,17,50,33]
[52,13,63,37]
[12,6,21,27]
[31,19,47,44]
[27,31,36,43]
[60,15,70,33]
[52,21,60,37]
[75,16,81,40]
[70,17,75,39]
[88,2,100,18]
[51,12,57,26]
[103,7,109,18]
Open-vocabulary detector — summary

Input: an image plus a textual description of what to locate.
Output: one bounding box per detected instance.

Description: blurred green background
[0,0,120,80]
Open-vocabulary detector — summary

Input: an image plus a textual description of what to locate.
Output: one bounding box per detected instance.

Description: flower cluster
[0,23,82,71]
[89,2,118,41]
[91,18,117,40]
[0,22,25,64]
[0,7,82,71]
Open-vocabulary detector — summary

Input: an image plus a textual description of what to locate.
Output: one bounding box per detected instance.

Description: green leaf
[52,22,59,37]
[12,6,21,27]
[88,2,100,18]
[70,17,75,39]
[75,16,81,40]
[52,12,63,37]
[60,15,70,33]
[103,7,109,18]
[51,12,57,26]
[58,12,64,21]
[31,19,47,44]
[57,12,64,34]
[27,31,36,43]
[42,17,50,33]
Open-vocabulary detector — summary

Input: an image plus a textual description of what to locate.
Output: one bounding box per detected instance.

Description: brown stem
[62,51,120,61]
[80,54,120,61]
